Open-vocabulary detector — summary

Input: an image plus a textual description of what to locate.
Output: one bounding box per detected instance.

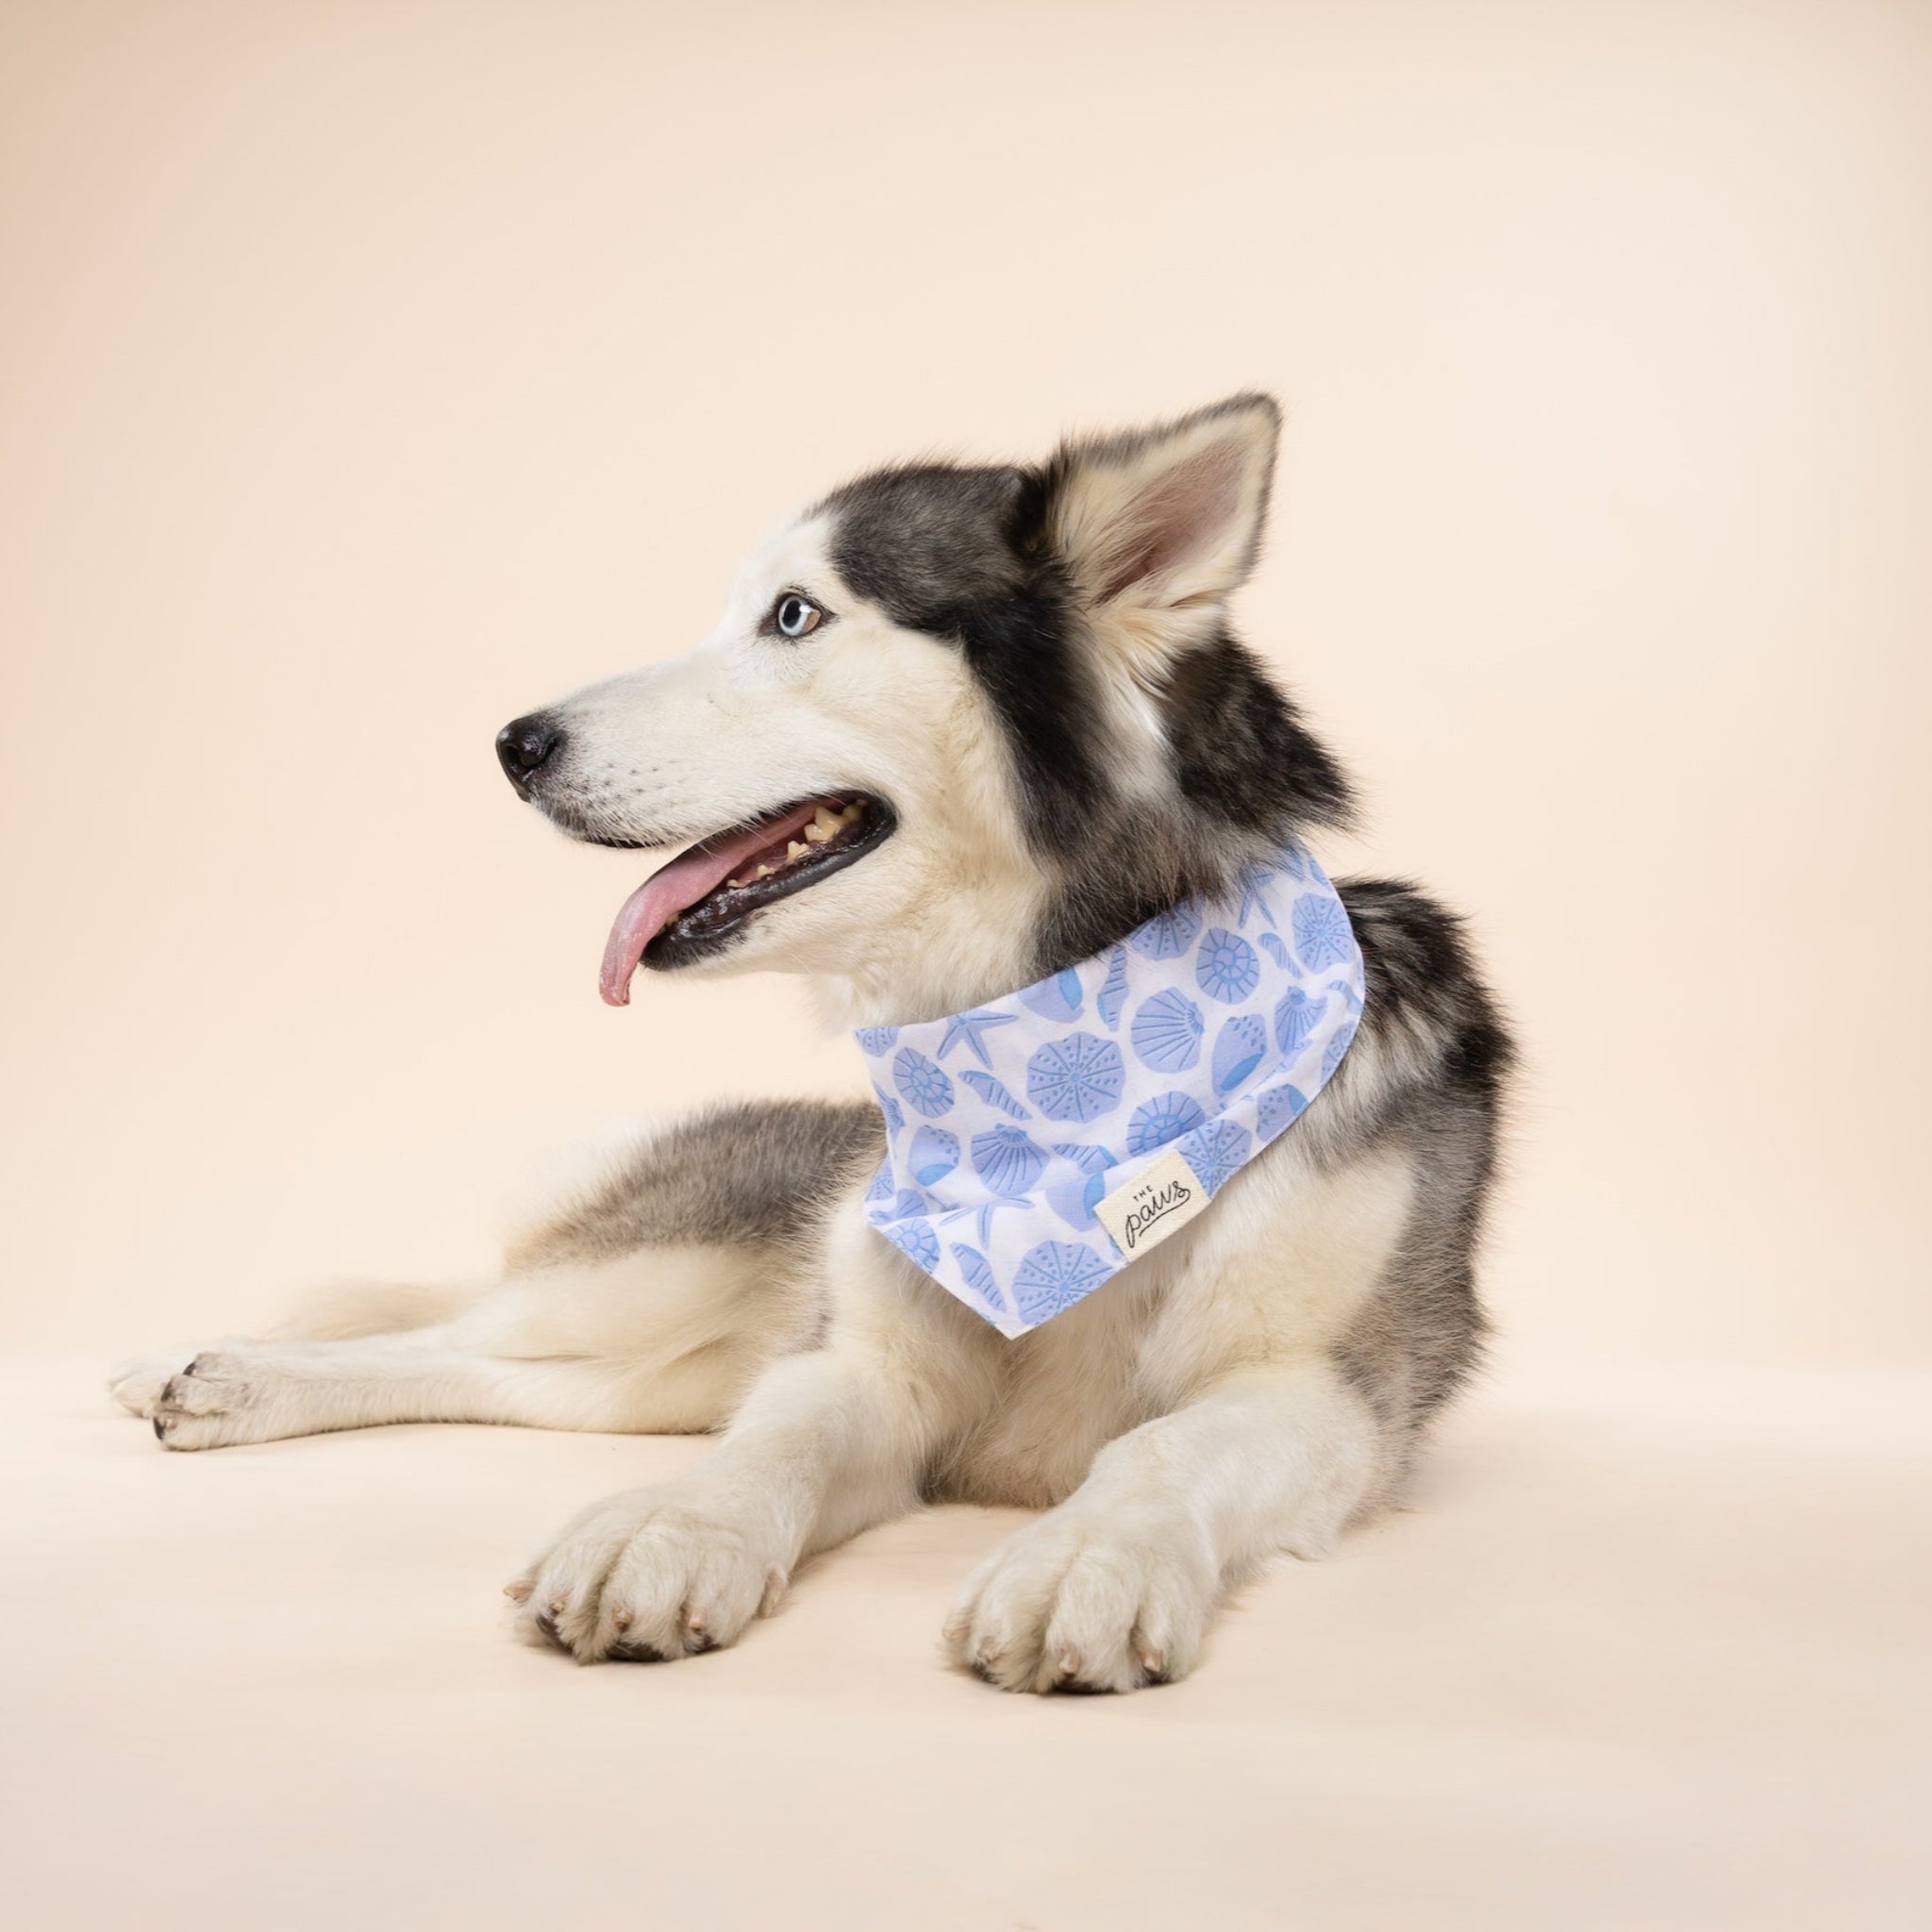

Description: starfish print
[1236,867,1280,932]
[936,1007,1019,1066]
[952,1199,1023,1245]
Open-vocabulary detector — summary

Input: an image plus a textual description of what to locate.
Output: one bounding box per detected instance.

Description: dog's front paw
[944,1508,1219,1694]
[108,1347,209,1419]
[508,1486,787,1664]
[112,1349,291,1450]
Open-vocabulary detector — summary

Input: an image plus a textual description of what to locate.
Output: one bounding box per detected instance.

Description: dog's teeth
[755,863,774,879]
[805,823,831,843]
[787,841,808,859]
[839,802,861,824]
[727,875,747,889]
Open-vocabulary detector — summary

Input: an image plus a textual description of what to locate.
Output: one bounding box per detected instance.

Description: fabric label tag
[1094,1147,1211,1261]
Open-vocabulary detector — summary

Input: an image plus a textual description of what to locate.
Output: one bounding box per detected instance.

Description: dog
[109,394,1511,1692]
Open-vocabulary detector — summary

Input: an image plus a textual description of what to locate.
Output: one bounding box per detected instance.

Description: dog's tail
[265,1277,489,1341]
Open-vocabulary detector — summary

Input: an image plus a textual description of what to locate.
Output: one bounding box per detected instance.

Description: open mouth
[598,793,896,1004]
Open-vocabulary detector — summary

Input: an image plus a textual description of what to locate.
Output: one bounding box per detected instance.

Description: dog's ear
[1038,391,1279,674]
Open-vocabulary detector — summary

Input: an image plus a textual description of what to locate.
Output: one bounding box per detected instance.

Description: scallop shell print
[1130,989,1204,1074]
[1195,928,1259,1003]
[1011,1240,1113,1324]
[881,1218,940,1274]
[1019,967,1084,1024]
[1024,1033,1125,1124]
[1211,1012,1269,1092]
[908,1124,959,1188]
[1128,902,1203,960]
[1126,1091,1208,1157]
[1256,1081,1308,1141]
[1176,1119,1252,1195]
[959,1069,1031,1119]
[892,1047,954,1118]
[1274,988,1328,1058]
[971,1124,1049,1198]
[1291,891,1352,971]
[865,1160,895,1205]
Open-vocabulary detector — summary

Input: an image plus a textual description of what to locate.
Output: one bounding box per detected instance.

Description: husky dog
[110,395,1510,1692]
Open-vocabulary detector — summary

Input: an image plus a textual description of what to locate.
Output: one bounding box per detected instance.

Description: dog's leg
[114,1243,803,1450]
[944,1359,1380,1693]
[510,1219,998,1662]
[107,1280,494,1420]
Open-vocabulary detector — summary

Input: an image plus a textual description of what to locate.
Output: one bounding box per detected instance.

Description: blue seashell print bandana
[854,843,1365,1337]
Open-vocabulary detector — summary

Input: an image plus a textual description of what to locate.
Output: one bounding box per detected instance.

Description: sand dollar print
[1011,1240,1113,1324]
[1176,1119,1252,1194]
[1024,1032,1124,1123]
[1127,903,1203,960]
[1291,891,1352,971]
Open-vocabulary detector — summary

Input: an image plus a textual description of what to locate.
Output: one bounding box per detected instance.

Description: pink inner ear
[1096,437,1246,604]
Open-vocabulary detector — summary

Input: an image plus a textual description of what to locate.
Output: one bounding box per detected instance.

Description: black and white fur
[110,395,1511,1693]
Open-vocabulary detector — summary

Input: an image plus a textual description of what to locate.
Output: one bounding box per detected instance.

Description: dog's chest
[936,1262,1189,1507]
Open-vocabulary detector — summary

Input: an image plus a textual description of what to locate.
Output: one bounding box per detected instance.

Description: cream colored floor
[2,1358,1926,1932]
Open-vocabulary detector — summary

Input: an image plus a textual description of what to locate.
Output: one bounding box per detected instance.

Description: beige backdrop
[2,0,1928,1369]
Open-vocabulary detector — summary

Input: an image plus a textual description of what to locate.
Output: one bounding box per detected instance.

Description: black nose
[496,714,561,789]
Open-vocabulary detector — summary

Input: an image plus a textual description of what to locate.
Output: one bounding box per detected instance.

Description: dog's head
[500,393,1352,1024]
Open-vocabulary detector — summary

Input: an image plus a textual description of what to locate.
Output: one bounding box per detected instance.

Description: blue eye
[774,592,823,639]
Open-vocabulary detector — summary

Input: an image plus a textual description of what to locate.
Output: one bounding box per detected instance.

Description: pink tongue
[598,799,826,1006]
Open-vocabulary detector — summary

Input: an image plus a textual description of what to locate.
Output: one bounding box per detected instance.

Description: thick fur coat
[111,395,1511,1692]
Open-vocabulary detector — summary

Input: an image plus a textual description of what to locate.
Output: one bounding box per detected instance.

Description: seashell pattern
[1291,891,1352,971]
[852,838,1362,1334]
[1256,1081,1308,1141]
[1018,968,1084,1024]
[959,1070,1031,1118]
[1127,902,1203,959]
[908,1124,959,1188]
[892,1047,954,1118]
[1130,988,1205,1073]
[971,1124,1049,1198]
[1211,1011,1269,1093]
[1195,928,1259,1003]
[1052,1141,1119,1177]
[1176,1120,1253,1195]
[1126,1091,1208,1157]
[1096,945,1130,1029]
[949,1242,1004,1314]
[1011,1241,1113,1324]
[1025,1033,1125,1123]
[881,1218,939,1274]
[1274,988,1327,1058]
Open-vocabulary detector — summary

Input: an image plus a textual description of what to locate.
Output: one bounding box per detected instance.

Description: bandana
[855,843,1364,1337]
